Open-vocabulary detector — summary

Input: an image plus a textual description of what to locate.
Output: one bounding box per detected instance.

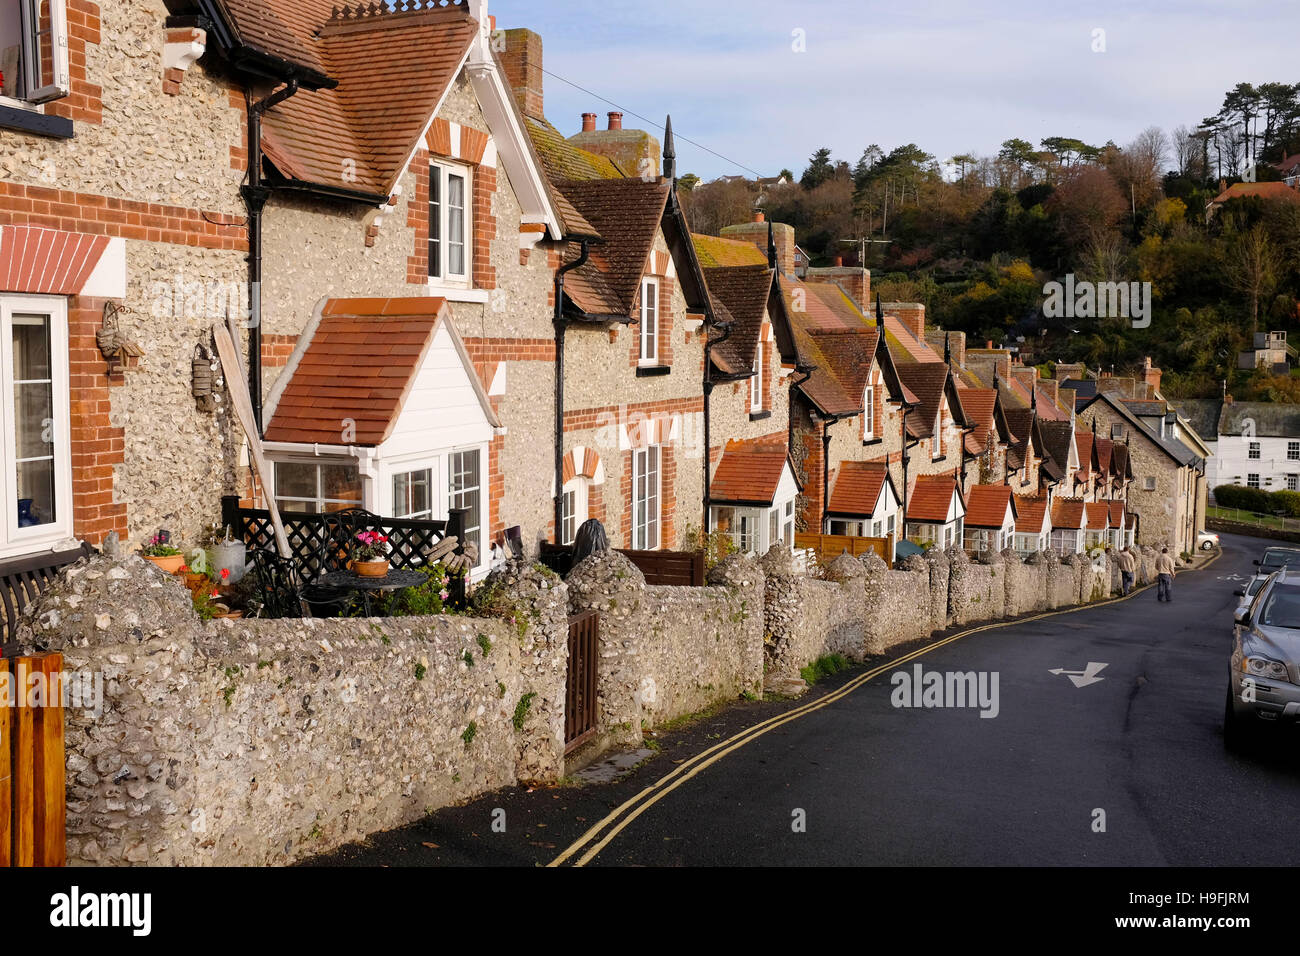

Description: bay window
[428,161,470,285]
[1,296,70,557]
[0,1,70,106]
[273,460,362,514]
[392,468,433,520]
[632,445,660,549]
[448,448,481,551]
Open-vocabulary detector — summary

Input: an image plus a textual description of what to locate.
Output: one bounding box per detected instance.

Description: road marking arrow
[1049,662,1108,688]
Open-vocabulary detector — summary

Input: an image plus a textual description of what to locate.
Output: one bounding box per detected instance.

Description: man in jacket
[1154,547,1176,602]
[1116,546,1136,596]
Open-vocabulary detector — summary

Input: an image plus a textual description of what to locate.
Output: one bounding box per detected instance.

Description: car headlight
[1242,656,1291,682]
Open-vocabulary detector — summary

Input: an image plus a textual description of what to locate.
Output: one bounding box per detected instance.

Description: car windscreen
[1259,586,1300,628]
[1261,551,1300,570]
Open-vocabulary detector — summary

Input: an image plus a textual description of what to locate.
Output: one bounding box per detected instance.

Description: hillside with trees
[679,81,1300,400]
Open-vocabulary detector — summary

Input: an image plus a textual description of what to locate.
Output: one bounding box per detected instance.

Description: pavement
[305,533,1296,867]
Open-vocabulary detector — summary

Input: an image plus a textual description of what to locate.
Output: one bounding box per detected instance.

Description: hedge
[1214,483,1300,517]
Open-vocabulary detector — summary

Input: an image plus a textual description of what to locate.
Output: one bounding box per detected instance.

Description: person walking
[1116,546,1136,596]
[1155,546,1176,602]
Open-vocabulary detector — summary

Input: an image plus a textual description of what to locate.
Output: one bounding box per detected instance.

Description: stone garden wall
[14,553,567,866]
[13,541,1162,866]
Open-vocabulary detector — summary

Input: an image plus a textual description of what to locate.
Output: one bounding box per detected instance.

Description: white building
[1174,400,1300,494]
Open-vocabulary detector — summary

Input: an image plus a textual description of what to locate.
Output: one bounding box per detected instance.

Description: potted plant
[140,533,185,574]
[351,531,390,578]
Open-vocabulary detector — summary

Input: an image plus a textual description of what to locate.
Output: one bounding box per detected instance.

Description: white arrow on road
[1049,662,1108,688]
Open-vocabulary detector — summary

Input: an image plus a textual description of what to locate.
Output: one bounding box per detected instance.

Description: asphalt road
[309,532,1300,867]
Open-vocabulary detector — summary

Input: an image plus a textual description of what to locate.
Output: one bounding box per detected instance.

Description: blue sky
[490,0,1299,180]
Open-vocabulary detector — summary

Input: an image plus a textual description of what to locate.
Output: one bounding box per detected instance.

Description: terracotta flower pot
[353,559,389,578]
[143,553,186,574]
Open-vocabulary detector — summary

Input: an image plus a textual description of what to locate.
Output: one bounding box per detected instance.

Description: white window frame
[1248,441,1261,460]
[1,295,71,558]
[560,476,589,546]
[271,457,364,515]
[391,466,436,520]
[427,160,471,288]
[1289,474,1299,492]
[0,1,70,108]
[750,337,763,412]
[447,446,483,560]
[639,277,659,365]
[1248,473,1261,489]
[1289,441,1300,462]
[862,382,874,440]
[632,444,661,550]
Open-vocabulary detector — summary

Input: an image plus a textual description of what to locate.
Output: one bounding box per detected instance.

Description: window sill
[426,284,488,304]
[862,436,882,447]
[748,409,772,422]
[0,103,72,139]
[636,365,671,378]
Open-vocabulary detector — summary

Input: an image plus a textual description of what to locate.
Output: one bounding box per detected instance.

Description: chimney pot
[753,212,765,223]
[831,255,843,267]
[581,112,597,132]
[607,111,623,131]
[986,340,993,349]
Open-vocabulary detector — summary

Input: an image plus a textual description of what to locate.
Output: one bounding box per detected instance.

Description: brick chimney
[569,115,661,178]
[1010,365,1037,396]
[966,349,1012,390]
[497,28,544,120]
[805,266,870,311]
[883,302,925,342]
[1053,362,1084,383]
[581,112,597,132]
[1142,355,1162,396]
[721,219,795,275]
[607,111,622,130]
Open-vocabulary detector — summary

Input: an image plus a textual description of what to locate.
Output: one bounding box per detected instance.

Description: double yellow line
[549,553,1218,867]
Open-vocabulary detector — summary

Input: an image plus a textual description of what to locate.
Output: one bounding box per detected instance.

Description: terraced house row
[0,0,1208,576]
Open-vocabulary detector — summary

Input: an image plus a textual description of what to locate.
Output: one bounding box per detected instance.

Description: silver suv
[1227,569,1300,750]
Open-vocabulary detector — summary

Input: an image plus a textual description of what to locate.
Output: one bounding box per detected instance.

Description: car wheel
[1202,541,1214,550]
[1224,685,1249,753]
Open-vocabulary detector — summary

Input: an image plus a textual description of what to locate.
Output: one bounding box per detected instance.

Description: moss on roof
[691,233,768,268]
[523,115,624,181]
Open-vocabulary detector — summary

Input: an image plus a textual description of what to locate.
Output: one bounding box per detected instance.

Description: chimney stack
[607,111,623,130]
[496,28,544,120]
[581,112,597,132]
[722,218,795,275]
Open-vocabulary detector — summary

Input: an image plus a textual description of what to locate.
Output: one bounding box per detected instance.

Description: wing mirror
[1254,559,1261,566]
[1233,589,1245,597]
[1234,610,1250,626]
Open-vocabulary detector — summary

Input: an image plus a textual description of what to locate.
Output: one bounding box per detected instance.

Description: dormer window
[428,161,470,285]
[639,277,658,364]
[0,1,70,107]
[750,337,763,412]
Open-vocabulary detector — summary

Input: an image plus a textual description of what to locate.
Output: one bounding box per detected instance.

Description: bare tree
[1109,127,1168,209]
[1225,225,1280,335]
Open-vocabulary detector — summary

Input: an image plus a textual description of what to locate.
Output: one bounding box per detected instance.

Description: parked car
[1234,574,1269,617]
[1226,569,1300,750]
[1253,547,1300,574]
[1197,531,1220,551]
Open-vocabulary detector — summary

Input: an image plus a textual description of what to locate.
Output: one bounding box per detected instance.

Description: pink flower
[220,568,230,580]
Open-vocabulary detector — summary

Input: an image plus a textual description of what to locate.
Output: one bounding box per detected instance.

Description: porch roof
[827,460,895,518]
[263,296,498,447]
[710,437,798,506]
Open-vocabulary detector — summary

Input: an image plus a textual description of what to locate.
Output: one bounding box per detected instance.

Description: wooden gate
[1,652,66,866]
[565,611,598,754]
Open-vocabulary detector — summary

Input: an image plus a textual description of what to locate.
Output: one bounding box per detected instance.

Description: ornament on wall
[97,302,144,375]
[192,339,224,413]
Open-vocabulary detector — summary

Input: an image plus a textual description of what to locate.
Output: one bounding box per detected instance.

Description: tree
[1109,126,1168,211]
[1225,224,1280,335]
[801,147,835,190]
[677,172,701,192]
[1047,165,1128,254]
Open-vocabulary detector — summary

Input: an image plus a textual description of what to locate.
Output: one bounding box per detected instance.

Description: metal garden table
[316,568,426,617]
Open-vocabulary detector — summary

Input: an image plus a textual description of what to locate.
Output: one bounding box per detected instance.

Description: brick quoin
[0,182,248,251]
[45,0,103,126]
[228,89,248,172]
[471,164,497,290]
[67,295,127,546]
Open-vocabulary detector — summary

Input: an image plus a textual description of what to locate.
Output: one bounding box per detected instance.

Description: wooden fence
[1,652,66,867]
[539,543,706,587]
[795,532,892,566]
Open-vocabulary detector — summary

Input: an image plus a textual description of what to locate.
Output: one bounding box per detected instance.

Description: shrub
[1272,489,1300,518]
[1214,483,1273,513]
